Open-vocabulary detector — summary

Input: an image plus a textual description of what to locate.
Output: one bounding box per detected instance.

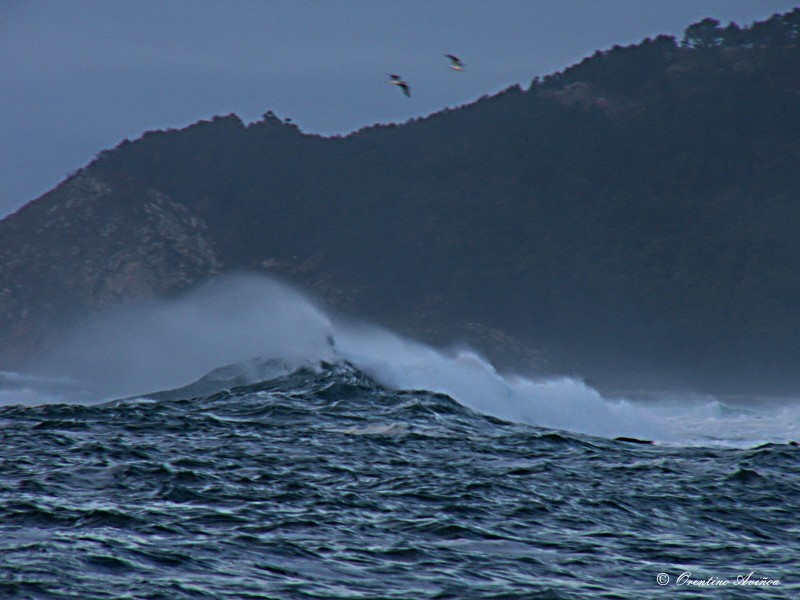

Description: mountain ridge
[3,10,800,394]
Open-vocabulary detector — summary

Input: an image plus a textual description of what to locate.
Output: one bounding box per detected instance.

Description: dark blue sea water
[1,276,798,598]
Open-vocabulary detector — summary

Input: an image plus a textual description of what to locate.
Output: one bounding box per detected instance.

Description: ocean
[1,275,798,599]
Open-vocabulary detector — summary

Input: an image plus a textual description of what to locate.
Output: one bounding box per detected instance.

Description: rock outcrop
[0,172,220,366]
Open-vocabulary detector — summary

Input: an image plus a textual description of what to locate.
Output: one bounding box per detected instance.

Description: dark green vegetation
[3,10,800,393]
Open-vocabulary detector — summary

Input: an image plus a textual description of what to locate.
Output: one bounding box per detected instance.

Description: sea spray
[19,272,800,444]
[331,321,663,439]
[33,274,336,397]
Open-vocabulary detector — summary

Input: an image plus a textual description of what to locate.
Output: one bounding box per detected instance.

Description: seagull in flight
[388,73,411,97]
[445,54,464,71]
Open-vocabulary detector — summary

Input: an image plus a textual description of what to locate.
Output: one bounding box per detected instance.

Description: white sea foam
[16,273,800,445]
[330,321,663,439]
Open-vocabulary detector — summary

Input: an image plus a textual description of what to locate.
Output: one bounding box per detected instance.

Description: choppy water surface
[1,362,798,599]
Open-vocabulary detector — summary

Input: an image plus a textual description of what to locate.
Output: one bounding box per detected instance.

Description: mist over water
[34,274,337,396]
[13,273,800,445]
[3,276,800,597]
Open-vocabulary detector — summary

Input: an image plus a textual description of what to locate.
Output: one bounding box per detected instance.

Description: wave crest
[11,273,800,445]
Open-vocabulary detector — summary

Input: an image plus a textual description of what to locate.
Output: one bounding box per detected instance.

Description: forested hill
[2,10,800,393]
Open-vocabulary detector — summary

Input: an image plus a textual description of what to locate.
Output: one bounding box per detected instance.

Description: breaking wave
[9,273,799,446]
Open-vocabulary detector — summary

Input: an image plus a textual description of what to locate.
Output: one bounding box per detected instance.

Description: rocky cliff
[0,172,220,366]
[3,10,800,393]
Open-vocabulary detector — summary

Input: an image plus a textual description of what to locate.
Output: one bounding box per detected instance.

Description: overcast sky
[2,0,797,217]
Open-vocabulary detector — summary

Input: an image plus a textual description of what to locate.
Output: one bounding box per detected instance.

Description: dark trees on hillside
[5,9,800,393]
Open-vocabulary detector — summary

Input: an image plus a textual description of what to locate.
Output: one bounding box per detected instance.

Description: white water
[6,273,800,445]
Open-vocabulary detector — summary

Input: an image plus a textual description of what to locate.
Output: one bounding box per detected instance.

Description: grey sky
[2,0,797,217]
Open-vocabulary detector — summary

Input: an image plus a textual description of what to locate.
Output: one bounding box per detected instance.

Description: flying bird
[388,73,411,97]
[445,54,464,71]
